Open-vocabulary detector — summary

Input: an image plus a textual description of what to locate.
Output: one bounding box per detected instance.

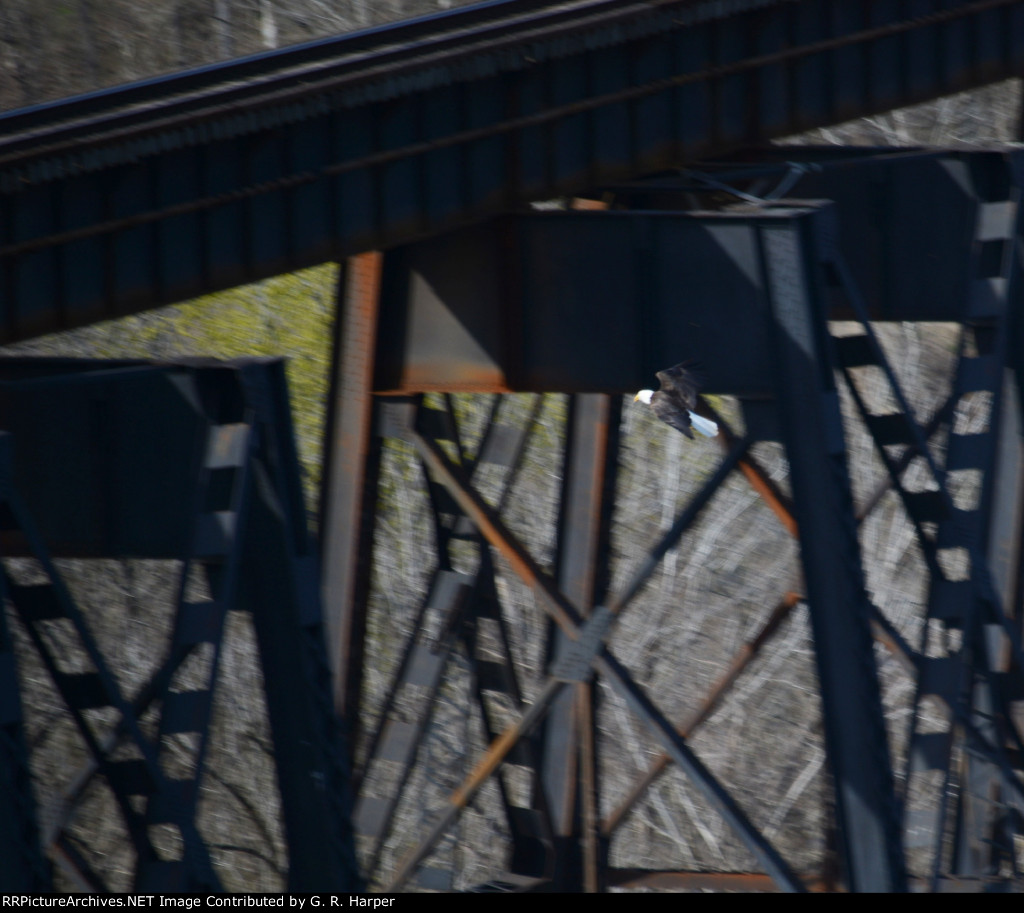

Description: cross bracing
[2,0,1024,893]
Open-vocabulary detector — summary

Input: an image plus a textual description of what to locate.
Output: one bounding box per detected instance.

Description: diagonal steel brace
[388,428,806,893]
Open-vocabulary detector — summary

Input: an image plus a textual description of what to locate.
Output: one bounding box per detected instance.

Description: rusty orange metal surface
[321,252,383,720]
[608,869,833,892]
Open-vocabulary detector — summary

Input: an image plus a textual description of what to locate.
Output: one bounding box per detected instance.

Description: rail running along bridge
[3,0,1024,894]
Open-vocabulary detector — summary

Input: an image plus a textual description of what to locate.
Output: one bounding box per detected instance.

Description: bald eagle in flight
[634,363,719,439]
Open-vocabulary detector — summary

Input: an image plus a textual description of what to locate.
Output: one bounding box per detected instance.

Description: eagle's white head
[634,389,654,405]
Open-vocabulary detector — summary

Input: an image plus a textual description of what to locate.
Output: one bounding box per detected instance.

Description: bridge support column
[320,254,384,737]
[543,393,619,891]
[760,210,907,892]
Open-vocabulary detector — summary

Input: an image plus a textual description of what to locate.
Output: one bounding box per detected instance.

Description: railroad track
[1,0,1022,342]
[1,0,1018,178]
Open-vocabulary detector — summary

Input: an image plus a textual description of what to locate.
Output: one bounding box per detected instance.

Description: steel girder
[370,149,1024,394]
[0,360,360,891]
[325,149,1024,891]
[625,152,1024,886]
[349,393,807,892]
[2,2,1024,341]
[330,207,893,892]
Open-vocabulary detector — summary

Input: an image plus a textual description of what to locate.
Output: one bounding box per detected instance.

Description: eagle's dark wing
[650,392,694,438]
[655,362,702,412]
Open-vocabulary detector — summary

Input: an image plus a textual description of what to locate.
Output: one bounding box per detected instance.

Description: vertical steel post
[759,208,907,892]
[950,153,1024,878]
[240,363,364,892]
[319,253,384,731]
[543,393,619,891]
[243,452,364,891]
[0,437,48,890]
[987,373,1024,645]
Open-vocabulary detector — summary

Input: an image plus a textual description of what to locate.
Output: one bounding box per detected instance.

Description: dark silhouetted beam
[2,2,1023,341]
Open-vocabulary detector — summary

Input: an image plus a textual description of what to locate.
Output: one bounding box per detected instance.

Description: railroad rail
[2,0,1024,340]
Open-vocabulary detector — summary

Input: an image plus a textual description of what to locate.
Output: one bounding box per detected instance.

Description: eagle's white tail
[689,411,719,438]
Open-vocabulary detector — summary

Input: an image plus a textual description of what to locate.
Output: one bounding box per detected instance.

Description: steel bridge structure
[3,0,1024,894]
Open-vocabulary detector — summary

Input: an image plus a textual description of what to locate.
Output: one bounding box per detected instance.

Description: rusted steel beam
[51,838,105,892]
[578,683,600,894]
[374,211,780,396]
[545,393,618,890]
[409,428,582,634]
[600,369,963,861]
[355,395,548,882]
[706,401,796,537]
[401,428,806,893]
[607,868,832,892]
[601,401,799,838]
[387,676,566,891]
[609,868,1024,892]
[599,396,949,839]
[320,253,383,729]
[591,649,806,892]
[602,591,800,836]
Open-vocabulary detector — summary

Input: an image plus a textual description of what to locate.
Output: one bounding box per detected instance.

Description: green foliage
[164,266,337,501]
[9,264,338,512]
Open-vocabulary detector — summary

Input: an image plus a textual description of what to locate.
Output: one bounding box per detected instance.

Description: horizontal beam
[374,206,822,396]
[371,148,1024,395]
[2,2,1023,341]
[629,148,1024,322]
[0,358,290,558]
